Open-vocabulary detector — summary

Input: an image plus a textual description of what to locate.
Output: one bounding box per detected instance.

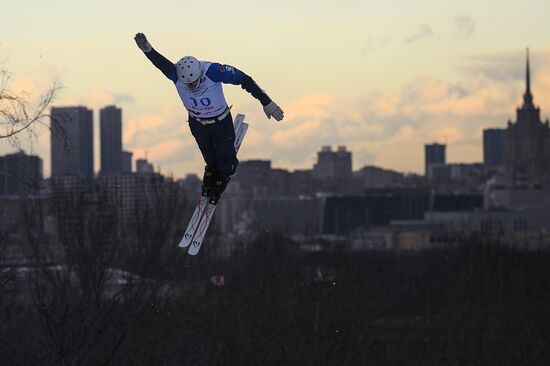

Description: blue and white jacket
[145,48,271,118]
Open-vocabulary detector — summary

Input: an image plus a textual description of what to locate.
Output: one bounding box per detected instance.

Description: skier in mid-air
[133,32,284,204]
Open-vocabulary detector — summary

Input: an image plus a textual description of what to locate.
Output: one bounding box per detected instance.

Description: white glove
[134,32,152,52]
[263,101,284,121]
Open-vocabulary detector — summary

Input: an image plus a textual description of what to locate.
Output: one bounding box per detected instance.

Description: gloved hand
[134,33,152,52]
[263,101,284,121]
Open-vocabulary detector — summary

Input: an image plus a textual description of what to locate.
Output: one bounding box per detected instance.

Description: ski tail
[179,196,209,248]
[235,122,248,153]
[233,113,245,134]
[187,203,217,255]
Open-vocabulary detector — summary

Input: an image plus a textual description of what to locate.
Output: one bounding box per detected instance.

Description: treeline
[1,188,550,365]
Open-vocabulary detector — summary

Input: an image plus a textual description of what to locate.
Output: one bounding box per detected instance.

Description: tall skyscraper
[0,152,43,196]
[483,128,506,169]
[505,49,550,189]
[50,106,94,179]
[100,105,123,175]
[424,143,446,177]
[312,146,352,180]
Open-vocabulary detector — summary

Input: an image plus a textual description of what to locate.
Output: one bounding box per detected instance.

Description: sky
[2,0,550,178]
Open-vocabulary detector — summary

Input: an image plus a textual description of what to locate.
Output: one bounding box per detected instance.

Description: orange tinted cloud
[30,50,550,178]
[284,94,335,120]
[147,138,184,161]
[262,50,550,174]
[10,77,37,95]
[272,119,324,149]
[115,49,550,176]
[430,126,464,144]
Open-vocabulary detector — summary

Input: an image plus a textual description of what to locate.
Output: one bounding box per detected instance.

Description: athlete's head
[176,56,202,90]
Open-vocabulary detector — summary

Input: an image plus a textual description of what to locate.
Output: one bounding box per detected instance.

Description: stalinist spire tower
[523,49,534,108]
[505,49,550,189]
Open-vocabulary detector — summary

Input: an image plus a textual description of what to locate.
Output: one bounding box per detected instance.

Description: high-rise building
[100,105,122,175]
[356,166,405,188]
[312,146,352,180]
[50,106,94,179]
[0,152,43,196]
[424,143,446,177]
[505,49,550,189]
[122,151,133,173]
[96,173,176,224]
[136,158,154,174]
[232,160,271,197]
[483,128,506,169]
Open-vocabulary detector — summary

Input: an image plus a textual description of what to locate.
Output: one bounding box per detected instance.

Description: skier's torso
[143,49,272,117]
[175,61,229,118]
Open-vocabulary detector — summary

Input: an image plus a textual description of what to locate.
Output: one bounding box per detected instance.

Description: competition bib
[175,61,229,118]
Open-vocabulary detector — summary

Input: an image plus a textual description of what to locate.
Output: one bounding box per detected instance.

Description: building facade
[122,151,133,173]
[136,158,154,174]
[505,50,550,190]
[100,106,123,175]
[0,152,43,196]
[50,106,94,179]
[424,143,446,177]
[312,146,352,181]
[483,128,506,170]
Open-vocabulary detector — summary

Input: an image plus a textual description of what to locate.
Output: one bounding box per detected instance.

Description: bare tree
[0,59,60,148]
[0,175,191,365]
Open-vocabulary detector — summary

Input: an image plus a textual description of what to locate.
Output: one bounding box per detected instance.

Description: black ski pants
[188,112,238,179]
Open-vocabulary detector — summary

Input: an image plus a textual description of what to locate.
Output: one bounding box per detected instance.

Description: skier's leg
[209,113,238,203]
[201,166,216,196]
[212,113,238,179]
[189,120,217,195]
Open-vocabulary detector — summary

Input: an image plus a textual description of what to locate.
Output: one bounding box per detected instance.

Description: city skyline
[2,61,546,181]
[1,1,550,177]
[40,53,550,180]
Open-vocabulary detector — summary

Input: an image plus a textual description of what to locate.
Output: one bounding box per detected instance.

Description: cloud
[10,77,37,96]
[430,126,464,144]
[406,24,434,44]
[458,52,525,83]
[453,16,475,40]
[272,119,325,149]
[56,90,135,110]
[115,94,135,105]
[457,49,550,84]
[248,49,550,174]
[125,108,188,148]
[147,138,185,162]
[361,37,393,56]
[23,49,550,178]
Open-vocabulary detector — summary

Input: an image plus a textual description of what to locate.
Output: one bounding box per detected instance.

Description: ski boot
[209,176,230,205]
[201,166,216,197]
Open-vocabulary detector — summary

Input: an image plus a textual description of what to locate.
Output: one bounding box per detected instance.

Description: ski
[187,203,217,255]
[180,114,248,255]
[178,196,209,248]
[233,113,245,135]
[235,123,248,153]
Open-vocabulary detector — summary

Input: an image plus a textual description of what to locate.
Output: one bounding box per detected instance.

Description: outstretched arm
[241,75,284,121]
[206,63,284,121]
[134,33,177,82]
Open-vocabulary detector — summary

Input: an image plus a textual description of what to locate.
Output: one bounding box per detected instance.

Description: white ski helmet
[176,56,202,84]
